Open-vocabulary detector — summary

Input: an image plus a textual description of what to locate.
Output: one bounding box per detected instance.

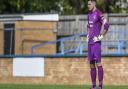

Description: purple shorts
[88,42,101,63]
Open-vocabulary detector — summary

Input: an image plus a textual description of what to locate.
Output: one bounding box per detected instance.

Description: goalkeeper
[87,0,109,89]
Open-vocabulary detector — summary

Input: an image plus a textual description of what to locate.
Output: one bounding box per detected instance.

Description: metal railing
[31,34,87,55]
[31,33,128,56]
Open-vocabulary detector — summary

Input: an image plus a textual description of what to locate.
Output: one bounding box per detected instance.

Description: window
[4,23,15,55]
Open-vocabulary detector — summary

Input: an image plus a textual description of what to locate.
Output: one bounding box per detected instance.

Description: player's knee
[90,61,96,68]
[90,64,96,68]
[96,62,102,67]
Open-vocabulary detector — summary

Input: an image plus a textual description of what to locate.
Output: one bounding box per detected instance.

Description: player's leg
[90,61,97,89]
[88,44,97,89]
[93,43,103,89]
[96,62,104,89]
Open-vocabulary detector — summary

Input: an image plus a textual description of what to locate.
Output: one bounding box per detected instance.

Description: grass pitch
[0,84,127,89]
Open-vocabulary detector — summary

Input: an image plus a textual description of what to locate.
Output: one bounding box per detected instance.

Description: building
[0,14,59,55]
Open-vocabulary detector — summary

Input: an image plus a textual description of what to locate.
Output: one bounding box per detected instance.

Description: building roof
[0,14,59,22]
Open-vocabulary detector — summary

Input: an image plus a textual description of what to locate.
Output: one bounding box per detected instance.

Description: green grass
[0,84,127,89]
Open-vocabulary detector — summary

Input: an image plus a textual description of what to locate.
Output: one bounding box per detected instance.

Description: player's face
[88,1,95,11]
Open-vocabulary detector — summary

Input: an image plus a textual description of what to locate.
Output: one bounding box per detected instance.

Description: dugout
[0,14,59,55]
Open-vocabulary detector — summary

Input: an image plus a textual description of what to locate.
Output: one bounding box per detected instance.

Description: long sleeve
[99,12,109,31]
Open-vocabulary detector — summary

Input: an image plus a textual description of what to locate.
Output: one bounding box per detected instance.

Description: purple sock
[98,66,104,88]
[90,68,96,88]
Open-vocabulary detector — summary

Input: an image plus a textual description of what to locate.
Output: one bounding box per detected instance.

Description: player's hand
[93,35,103,42]
[93,36,99,42]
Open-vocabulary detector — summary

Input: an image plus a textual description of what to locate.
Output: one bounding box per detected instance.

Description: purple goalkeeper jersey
[87,9,109,44]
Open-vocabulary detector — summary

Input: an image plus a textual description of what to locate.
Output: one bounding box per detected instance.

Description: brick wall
[0,21,57,55]
[15,21,57,55]
[0,57,128,85]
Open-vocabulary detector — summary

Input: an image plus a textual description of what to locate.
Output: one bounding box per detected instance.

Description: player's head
[88,0,96,11]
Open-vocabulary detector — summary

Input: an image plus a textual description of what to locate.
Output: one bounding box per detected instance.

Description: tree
[0,0,127,14]
[0,0,60,14]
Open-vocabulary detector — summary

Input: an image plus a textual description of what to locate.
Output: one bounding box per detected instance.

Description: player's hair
[88,0,96,2]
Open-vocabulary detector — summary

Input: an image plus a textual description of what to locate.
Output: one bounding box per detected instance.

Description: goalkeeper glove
[93,35,103,42]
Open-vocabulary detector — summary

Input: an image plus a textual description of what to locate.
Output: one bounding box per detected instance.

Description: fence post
[60,40,64,54]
